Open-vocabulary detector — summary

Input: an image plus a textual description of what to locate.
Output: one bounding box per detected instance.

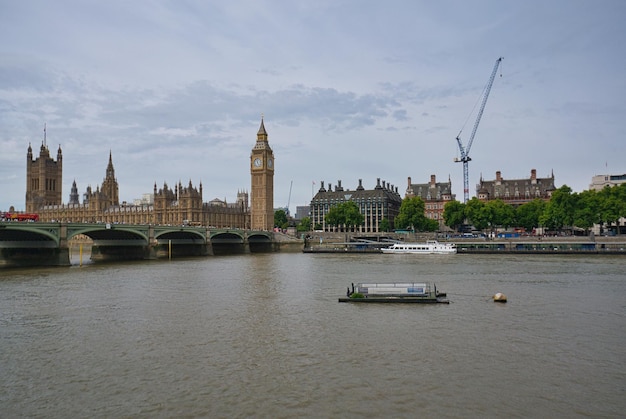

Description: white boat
[381,240,457,254]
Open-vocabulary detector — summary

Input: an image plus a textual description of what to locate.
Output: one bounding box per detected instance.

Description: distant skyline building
[589,174,626,191]
[295,205,310,221]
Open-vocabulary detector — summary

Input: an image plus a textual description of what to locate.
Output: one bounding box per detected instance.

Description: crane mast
[284,180,293,216]
[455,57,503,203]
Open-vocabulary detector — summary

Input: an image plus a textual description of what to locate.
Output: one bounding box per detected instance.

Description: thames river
[1,252,624,418]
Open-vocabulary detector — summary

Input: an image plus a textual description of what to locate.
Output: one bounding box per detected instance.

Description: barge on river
[339,282,449,304]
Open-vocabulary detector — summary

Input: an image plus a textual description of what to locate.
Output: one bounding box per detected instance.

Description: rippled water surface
[1,253,625,418]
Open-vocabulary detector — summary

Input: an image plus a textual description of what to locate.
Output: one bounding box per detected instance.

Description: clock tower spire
[250,116,274,230]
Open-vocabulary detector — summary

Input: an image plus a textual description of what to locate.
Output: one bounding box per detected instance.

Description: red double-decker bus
[1,212,39,222]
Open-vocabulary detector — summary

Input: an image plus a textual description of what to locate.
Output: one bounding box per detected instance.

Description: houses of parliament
[24,119,275,230]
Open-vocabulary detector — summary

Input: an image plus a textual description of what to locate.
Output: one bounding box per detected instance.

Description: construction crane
[454,57,503,203]
[284,180,293,216]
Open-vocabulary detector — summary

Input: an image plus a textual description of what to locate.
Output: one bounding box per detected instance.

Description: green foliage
[296,216,311,232]
[464,198,489,230]
[394,197,438,232]
[443,200,466,231]
[539,186,574,231]
[515,199,546,231]
[440,183,626,235]
[274,209,288,229]
[379,218,390,232]
[572,190,600,231]
[324,201,364,231]
[485,199,515,229]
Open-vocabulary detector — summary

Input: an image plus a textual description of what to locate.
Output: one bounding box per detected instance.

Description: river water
[1,252,624,418]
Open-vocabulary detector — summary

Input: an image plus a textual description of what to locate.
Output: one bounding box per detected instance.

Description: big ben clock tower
[250,117,274,230]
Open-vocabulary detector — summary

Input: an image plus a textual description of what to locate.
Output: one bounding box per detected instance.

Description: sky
[1,0,625,214]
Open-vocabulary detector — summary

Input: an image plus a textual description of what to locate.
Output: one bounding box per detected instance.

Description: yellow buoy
[493,292,507,303]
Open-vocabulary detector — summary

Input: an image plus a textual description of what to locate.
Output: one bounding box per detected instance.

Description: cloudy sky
[1,0,624,213]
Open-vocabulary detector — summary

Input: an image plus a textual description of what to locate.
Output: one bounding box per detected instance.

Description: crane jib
[455,57,503,203]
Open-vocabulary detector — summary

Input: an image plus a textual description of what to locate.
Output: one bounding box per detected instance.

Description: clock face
[253,158,262,167]
[268,158,273,168]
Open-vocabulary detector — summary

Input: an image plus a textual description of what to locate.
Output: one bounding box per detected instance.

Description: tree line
[275,183,626,234]
[443,184,626,234]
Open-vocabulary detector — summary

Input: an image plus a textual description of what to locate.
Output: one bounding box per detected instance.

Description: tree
[296,216,311,232]
[540,185,574,232]
[464,198,489,230]
[324,201,364,231]
[274,209,288,229]
[379,218,390,232]
[486,199,515,230]
[599,185,625,228]
[515,199,546,232]
[443,200,465,231]
[573,190,600,232]
[394,197,438,232]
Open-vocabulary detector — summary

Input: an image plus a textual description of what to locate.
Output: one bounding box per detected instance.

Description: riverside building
[309,178,402,233]
[405,174,455,230]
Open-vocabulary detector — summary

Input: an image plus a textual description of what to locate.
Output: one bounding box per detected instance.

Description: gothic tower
[101,151,119,206]
[69,180,80,205]
[250,117,274,230]
[25,125,63,212]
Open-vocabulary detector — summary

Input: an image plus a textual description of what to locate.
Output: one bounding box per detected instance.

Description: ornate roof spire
[257,114,268,137]
[257,114,267,135]
[254,115,271,151]
[106,150,115,179]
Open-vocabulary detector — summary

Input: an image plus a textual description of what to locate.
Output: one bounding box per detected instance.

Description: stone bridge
[0,222,276,267]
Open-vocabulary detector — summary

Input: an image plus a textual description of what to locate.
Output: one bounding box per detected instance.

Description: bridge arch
[247,231,274,253]
[0,224,60,247]
[210,230,245,255]
[67,225,150,244]
[155,230,207,244]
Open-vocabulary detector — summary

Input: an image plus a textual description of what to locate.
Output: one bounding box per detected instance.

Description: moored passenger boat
[381,240,457,254]
[339,282,449,303]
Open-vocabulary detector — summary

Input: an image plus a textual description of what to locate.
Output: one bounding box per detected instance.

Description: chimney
[407,176,412,187]
[531,169,537,184]
[430,174,436,186]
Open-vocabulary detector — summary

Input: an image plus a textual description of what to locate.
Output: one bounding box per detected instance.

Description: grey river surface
[1,252,625,418]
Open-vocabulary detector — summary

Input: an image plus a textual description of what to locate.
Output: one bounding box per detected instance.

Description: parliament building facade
[25,119,276,229]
